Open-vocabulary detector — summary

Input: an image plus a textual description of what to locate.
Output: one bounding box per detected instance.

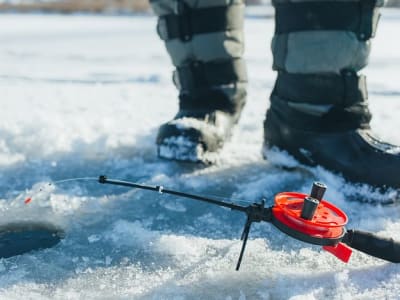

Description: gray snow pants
[150,0,385,115]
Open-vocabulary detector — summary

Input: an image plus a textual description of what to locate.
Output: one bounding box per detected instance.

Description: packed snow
[0,9,400,299]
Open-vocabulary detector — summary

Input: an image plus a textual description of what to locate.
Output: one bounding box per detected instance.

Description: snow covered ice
[0,8,400,300]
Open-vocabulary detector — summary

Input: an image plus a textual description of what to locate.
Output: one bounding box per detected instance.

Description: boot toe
[156,117,225,163]
[306,130,400,188]
[264,112,400,189]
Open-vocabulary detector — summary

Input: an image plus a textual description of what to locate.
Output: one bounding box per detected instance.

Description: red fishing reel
[271,183,353,262]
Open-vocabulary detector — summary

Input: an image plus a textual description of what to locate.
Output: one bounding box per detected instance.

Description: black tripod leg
[236,218,252,271]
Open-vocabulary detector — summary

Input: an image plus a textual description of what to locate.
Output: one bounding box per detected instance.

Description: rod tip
[99,175,107,184]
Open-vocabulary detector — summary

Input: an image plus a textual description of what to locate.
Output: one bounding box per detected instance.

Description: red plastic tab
[323,243,353,263]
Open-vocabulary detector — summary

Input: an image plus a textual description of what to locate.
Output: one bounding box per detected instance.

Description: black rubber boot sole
[156,111,240,164]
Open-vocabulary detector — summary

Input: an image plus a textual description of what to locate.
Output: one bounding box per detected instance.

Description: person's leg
[264,0,400,188]
[150,0,247,163]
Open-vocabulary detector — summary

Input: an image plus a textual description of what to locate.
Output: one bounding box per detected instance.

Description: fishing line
[24,177,99,204]
[52,177,99,184]
[40,177,248,206]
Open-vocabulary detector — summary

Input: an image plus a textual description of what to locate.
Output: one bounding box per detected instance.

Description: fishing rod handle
[344,229,400,263]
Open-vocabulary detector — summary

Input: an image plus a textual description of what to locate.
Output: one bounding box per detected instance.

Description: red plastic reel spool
[272,192,348,245]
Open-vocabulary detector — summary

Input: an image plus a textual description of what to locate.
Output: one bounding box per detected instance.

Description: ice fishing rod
[99,175,400,270]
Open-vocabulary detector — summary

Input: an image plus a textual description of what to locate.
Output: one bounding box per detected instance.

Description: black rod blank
[99,176,247,212]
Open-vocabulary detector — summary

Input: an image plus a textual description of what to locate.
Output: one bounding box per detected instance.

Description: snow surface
[0,10,400,300]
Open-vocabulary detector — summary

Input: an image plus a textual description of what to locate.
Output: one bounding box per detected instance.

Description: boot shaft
[270,0,384,131]
[151,0,247,114]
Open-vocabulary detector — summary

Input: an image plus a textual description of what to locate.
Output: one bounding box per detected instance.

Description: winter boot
[151,0,247,163]
[264,0,400,188]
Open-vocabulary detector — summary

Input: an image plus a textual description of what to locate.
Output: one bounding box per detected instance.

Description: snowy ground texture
[1,9,400,300]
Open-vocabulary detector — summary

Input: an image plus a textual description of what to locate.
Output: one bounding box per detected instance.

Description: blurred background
[0,0,399,13]
[0,0,258,13]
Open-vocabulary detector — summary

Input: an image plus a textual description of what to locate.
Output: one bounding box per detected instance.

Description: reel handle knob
[300,196,319,220]
[310,182,327,201]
